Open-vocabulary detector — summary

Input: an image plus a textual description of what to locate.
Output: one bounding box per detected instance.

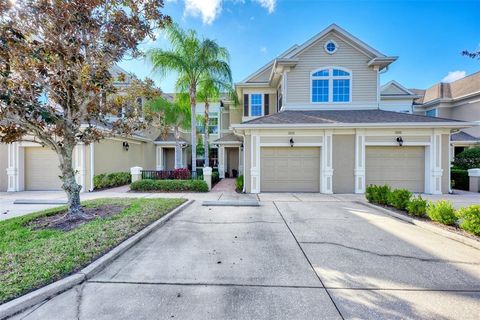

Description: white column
[238,146,244,175]
[218,146,225,178]
[428,130,443,194]
[156,146,163,170]
[321,130,333,194]
[73,143,86,192]
[7,142,20,192]
[203,167,212,190]
[130,166,143,183]
[354,129,366,193]
[250,135,260,193]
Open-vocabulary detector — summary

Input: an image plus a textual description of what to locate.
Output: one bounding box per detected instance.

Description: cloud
[174,0,276,24]
[184,0,222,25]
[254,0,276,13]
[442,70,466,83]
[260,46,267,54]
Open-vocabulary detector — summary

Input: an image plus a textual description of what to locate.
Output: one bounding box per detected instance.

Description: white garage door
[261,147,320,192]
[25,147,63,191]
[366,146,425,192]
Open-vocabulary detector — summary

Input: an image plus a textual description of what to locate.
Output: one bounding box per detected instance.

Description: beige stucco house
[216,24,472,194]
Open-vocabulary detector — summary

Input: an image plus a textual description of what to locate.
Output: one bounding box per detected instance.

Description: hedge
[130,179,209,192]
[453,147,480,170]
[451,168,469,191]
[93,172,131,190]
[236,175,244,192]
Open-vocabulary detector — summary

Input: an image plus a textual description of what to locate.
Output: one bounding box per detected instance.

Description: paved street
[9,197,480,320]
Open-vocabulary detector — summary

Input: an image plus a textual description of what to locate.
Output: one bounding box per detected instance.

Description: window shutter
[243,94,249,116]
[264,94,269,115]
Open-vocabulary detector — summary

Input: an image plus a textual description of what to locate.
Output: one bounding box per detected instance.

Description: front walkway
[211,178,236,192]
[10,198,480,319]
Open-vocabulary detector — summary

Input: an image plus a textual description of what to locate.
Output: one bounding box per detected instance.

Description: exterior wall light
[240,143,244,151]
[396,136,403,147]
[122,141,130,151]
[289,138,294,147]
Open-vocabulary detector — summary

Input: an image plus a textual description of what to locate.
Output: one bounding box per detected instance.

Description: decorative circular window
[324,40,337,54]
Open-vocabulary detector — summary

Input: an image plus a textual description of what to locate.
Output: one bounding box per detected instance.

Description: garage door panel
[366,146,425,193]
[25,147,63,191]
[261,147,320,192]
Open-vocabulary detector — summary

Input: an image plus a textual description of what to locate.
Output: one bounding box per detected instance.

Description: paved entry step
[202,200,260,207]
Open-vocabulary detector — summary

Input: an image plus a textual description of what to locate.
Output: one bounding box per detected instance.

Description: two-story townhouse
[217,24,471,194]
[411,72,480,156]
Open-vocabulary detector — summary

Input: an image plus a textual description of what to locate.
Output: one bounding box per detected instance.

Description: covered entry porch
[154,134,189,170]
[215,133,244,179]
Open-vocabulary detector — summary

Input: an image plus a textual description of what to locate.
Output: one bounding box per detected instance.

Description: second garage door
[25,147,63,191]
[261,147,320,192]
[366,146,425,192]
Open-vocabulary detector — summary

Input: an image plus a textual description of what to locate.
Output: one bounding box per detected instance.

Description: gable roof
[381,80,417,96]
[451,131,479,142]
[284,24,389,60]
[413,71,480,105]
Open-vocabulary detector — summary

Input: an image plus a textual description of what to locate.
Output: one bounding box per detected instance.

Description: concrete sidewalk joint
[0,199,193,320]
[359,201,480,251]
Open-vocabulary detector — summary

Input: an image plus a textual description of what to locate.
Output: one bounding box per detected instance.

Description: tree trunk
[190,87,197,175]
[59,145,85,218]
[174,125,182,169]
[204,100,209,167]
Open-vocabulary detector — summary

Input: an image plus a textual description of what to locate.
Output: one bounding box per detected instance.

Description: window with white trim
[250,94,263,116]
[311,67,351,103]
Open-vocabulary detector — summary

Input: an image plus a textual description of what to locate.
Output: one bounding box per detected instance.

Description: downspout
[89,143,94,192]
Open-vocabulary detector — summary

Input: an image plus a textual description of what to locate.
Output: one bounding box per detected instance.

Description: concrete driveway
[8,197,480,320]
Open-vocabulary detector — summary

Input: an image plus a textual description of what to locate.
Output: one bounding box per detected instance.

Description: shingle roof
[412,71,480,104]
[214,133,243,143]
[451,131,479,142]
[154,133,188,143]
[242,110,463,125]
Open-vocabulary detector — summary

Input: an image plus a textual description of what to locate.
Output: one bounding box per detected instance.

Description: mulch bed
[376,204,480,242]
[29,204,127,232]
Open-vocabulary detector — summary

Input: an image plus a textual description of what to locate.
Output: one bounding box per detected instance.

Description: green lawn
[0,198,185,304]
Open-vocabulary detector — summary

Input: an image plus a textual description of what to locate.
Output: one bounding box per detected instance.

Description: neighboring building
[410,72,480,156]
[216,24,471,194]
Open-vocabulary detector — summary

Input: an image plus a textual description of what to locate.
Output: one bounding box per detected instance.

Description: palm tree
[145,95,190,169]
[148,23,232,173]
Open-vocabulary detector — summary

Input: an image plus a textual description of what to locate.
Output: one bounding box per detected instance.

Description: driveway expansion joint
[272,201,345,320]
[299,241,480,265]
[174,219,281,225]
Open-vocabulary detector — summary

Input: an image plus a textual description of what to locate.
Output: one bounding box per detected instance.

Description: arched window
[311,67,351,103]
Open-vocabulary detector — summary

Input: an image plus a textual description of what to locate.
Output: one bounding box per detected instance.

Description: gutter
[232,121,474,130]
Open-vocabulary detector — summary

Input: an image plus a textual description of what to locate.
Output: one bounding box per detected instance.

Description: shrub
[172,168,191,180]
[456,205,480,235]
[93,172,131,189]
[130,179,208,192]
[387,189,412,210]
[212,171,220,184]
[406,195,428,217]
[451,168,469,191]
[365,185,391,205]
[236,175,244,192]
[453,147,480,169]
[426,200,457,225]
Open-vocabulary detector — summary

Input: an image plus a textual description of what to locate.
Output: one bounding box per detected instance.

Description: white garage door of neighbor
[261,147,320,192]
[366,146,425,192]
[25,147,63,191]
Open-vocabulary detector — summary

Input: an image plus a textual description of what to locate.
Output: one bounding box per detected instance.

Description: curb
[359,201,480,250]
[0,199,194,320]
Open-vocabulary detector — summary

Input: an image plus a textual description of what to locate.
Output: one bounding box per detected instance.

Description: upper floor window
[324,40,338,54]
[425,109,437,117]
[311,67,351,103]
[250,94,263,116]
